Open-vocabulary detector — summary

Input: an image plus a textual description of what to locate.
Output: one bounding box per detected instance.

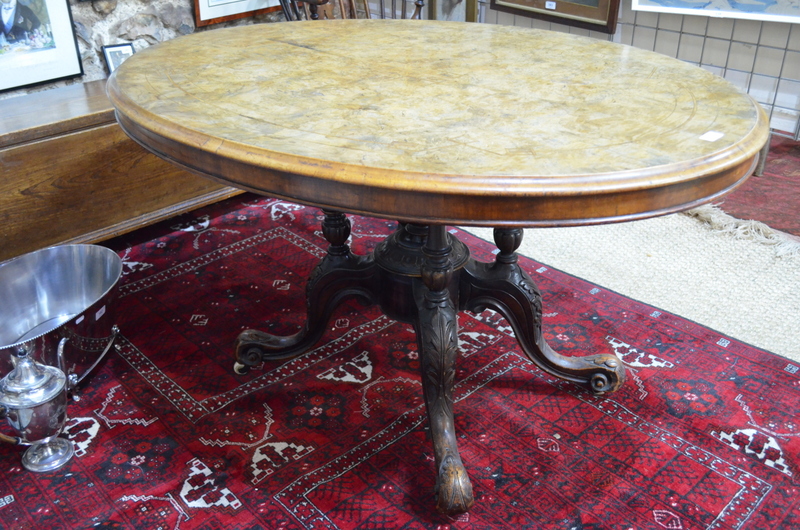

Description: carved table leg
[460,228,625,394]
[233,216,624,514]
[234,210,378,373]
[413,225,474,515]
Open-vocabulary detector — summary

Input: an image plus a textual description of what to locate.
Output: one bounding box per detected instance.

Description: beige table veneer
[108,19,769,516]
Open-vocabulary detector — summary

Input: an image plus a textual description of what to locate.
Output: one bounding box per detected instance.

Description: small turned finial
[321,210,351,257]
[493,228,523,265]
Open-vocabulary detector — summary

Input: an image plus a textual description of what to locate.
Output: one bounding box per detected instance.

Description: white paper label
[545,1,556,8]
[699,131,724,142]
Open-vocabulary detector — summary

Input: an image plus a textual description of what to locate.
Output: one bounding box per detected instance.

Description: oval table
[107,19,769,516]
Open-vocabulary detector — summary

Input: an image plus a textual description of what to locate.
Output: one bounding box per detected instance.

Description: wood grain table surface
[107,20,769,226]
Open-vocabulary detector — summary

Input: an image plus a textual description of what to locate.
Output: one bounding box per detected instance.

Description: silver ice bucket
[0,244,122,387]
[0,244,122,471]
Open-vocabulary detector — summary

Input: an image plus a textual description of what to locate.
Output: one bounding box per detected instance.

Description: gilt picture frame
[0,0,83,92]
[490,0,620,34]
[193,0,282,27]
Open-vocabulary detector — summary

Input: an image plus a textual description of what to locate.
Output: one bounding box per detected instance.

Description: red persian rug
[1,194,799,529]
[721,135,800,237]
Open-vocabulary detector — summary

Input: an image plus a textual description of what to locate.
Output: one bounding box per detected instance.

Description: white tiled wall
[480,1,800,139]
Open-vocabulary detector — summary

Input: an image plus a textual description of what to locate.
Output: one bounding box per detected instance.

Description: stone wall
[1,0,282,100]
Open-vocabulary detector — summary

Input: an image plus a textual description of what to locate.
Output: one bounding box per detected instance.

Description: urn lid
[0,352,66,409]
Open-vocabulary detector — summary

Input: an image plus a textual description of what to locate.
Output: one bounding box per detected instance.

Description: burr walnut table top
[107,20,769,227]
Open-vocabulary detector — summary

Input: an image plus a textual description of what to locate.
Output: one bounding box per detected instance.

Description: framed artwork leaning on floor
[490,0,620,34]
[103,42,135,74]
[193,0,281,26]
[0,0,83,92]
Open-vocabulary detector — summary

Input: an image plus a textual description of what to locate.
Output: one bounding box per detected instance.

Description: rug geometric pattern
[1,194,798,529]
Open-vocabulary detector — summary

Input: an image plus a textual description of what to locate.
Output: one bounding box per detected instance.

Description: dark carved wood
[460,228,625,394]
[373,223,469,277]
[320,210,351,257]
[233,210,377,372]
[413,225,474,514]
[234,216,625,513]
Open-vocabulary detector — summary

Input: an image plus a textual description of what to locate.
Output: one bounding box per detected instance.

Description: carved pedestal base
[234,214,625,515]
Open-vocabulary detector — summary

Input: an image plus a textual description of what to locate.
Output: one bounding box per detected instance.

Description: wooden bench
[0,80,241,263]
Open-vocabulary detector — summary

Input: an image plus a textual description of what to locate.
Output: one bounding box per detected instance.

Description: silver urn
[0,343,73,472]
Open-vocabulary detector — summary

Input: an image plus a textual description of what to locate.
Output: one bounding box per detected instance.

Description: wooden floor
[720,135,800,237]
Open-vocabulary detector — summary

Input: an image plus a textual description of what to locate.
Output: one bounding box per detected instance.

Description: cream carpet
[464,205,800,364]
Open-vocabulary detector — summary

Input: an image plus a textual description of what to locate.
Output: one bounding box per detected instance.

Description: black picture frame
[0,0,83,92]
[102,43,136,73]
[490,0,620,34]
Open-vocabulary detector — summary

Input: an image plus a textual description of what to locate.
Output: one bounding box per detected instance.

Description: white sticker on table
[699,131,724,142]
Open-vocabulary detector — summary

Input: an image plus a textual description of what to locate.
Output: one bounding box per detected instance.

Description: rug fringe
[683,204,800,257]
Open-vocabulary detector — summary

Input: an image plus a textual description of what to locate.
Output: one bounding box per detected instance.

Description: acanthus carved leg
[413,225,474,515]
[460,228,625,394]
[234,210,378,373]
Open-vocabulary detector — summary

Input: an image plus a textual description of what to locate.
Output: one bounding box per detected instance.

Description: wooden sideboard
[0,80,241,263]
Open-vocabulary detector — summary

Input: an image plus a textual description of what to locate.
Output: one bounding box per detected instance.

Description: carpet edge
[683,204,800,257]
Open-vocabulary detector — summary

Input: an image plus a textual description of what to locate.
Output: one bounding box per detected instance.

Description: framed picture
[490,0,620,34]
[102,43,135,73]
[193,0,281,27]
[0,0,83,92]
[632,0,799,24]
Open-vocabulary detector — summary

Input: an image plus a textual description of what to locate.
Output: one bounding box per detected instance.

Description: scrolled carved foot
[233,328,305,375]
[434,454,474,515]
[461,256,627,396]
[233,333,264,374]
[587,354,625,395]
